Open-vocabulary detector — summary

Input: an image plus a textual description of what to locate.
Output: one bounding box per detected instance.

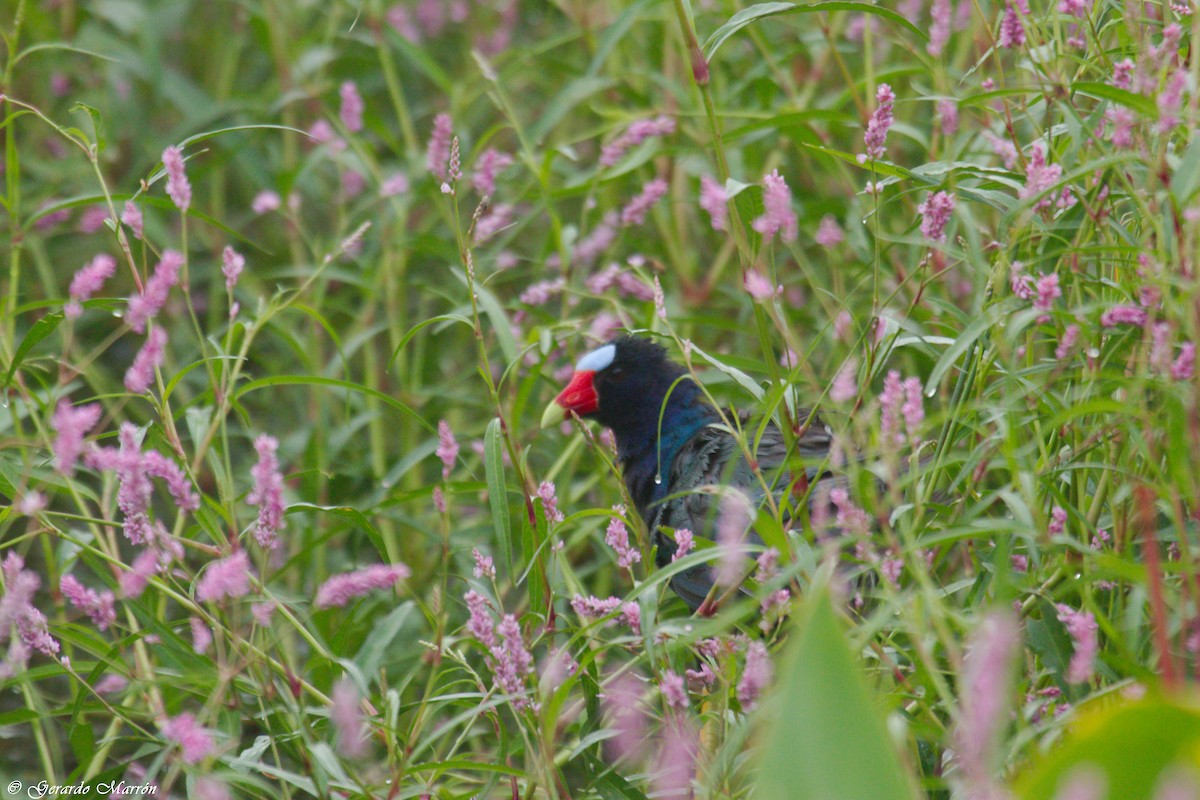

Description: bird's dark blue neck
[613,380,718,516]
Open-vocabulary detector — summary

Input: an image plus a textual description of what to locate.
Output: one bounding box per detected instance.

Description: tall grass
[1,1,1197,798]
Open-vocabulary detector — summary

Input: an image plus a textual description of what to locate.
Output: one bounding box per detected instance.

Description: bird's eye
[607,366,626,382]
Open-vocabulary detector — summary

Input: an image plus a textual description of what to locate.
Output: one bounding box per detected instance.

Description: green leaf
[705,2,927,62]
[354,602,415,682]
[3,311,64,390]
[484,418,514,574]
[1016,696,1200,800]
[924,304,1001,394]
[1070,81,1156,118]
[754,586,920,800]
[70,102,106,152]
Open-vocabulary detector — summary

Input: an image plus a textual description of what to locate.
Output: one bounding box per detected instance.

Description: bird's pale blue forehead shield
[540,342,615,427]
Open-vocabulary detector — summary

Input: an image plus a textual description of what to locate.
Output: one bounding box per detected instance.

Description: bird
[540,334,840,612]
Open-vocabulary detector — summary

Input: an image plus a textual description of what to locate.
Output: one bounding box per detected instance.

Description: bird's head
[540,335,688,431]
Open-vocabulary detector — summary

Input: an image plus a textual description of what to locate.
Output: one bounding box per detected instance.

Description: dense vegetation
[1,1,1198,798]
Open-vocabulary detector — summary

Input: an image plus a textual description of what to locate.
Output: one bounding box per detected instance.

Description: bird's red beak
[540,370,599,427]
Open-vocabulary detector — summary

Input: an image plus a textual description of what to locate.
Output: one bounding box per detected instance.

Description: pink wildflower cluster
[519,277,566,306]
[752,170,798,242]
[917,191,955,242]
[830,359,857,403]
[315,563,409,609]
[435,420,459,479]
[66,254,117,318]
[672,528,694,561]
[879,370,924,446]
[998,1,1026,49]
[605,507,641,569]
[715,491,753,587]
[247,434,286,549]
[222,246,244,292]
[1055,604,1098,683]
[331,677,367,757]
[1019,143,1071,211]
[815,214,843,247]
[600,115,675,167]
[955,612,1020,795]
[861,84,895,161]
[1099,304,1147,328]
[927,0,953,56]
[830,487,871,538]
[472,547,496,579]
[126,250,183,333]
[339,81,364,133]
[52,401,102,475]
[59,574,116,631]
[121,200,144,239]
[197,550,253,603]
[472,148,514,196]
[161,146,191,213]
[125,326,167,394]
[537,480,564,526]
[620,178,668,226]
[161,712,214,764]
[699,175,727,231]
[1,554,60,671]
[571,595,641,633]
[754,549,791,630]
[426,113,453,179]
[463,593,535,709]
[574,212,619,266]
[85,423,200,544]
[737,640,773,710]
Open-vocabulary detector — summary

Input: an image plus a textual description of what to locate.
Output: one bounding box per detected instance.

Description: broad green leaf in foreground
[1016,695,1200,800]
[754,586,920,800]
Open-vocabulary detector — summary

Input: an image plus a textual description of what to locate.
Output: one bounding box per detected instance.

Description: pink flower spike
[221,246,244,291]
[436,420,459,480]
[862,84,895,161]
[744,269,779,301]
[121,200,144,240]
[464,589,496,648]
[660,671,687,709]
[339,81,364,133]
[1019,143,1064,211]
[620,178,668,227]
[751,170,798,242]
[124,327,168,395]
[472,148,514,197]
[998,2,1026,48]
[144,450,200,511]
[52,401,102,475]
[196,550,253,603]
[1171,343,1195,381]
[815,214,843,247]
[1056,324,1080,360]
[161,712,214,764]
[927,0,952,55]
[537,481,564,526]
[426,113,453,180]
[672,528,694,562]
[699,174,728,231]
[125,250,183,333]
[381,172,409,198]
[331,677,368,757]
[251,190,281,214]
[492,614,534,708]
[917,191,955,242]
[472,547,496,579]
[955,611,1020,793]
[161,146,192,213]
[605,506,641,569]
[314,563,410,609]
[190,616,212,654]
[252,600,277,626]
[1099,304,1147,328]
[120,549,159,598]
[59,574,116,631]
[1055,604,1098,683]
[600,115,675,167]
[67,254,117,318]
[737,640,773,710]
[247,434,286,549]
[716,491,752,587]
[830,360,857,403]
[602,672,646,761]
